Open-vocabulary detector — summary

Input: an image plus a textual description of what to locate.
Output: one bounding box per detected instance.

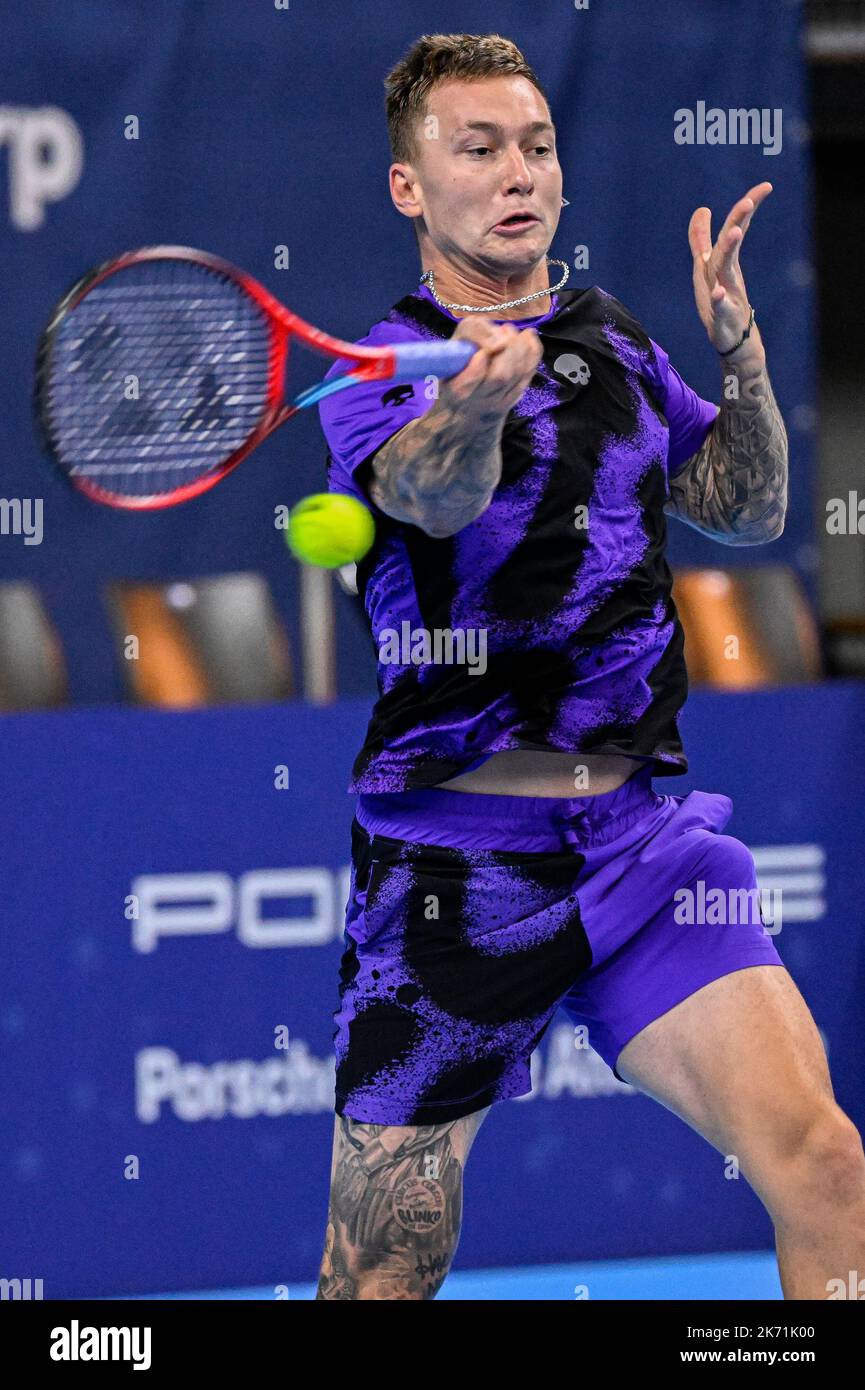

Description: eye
[534,146,552,156]
[467,146,492,157]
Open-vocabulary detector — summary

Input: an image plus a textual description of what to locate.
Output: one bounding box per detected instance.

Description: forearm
[368,399,504,539]
[665,347,788,545]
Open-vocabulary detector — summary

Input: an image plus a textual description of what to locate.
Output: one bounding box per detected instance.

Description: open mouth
[494,212,540,229]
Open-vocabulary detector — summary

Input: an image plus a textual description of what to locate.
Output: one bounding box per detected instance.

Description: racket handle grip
[390,340,477,382]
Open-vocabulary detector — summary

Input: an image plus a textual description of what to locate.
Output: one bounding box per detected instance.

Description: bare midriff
[437,749,648,798]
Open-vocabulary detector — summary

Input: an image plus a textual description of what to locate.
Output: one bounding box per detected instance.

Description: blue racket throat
[294,376,358,408]
[294,339,476,410]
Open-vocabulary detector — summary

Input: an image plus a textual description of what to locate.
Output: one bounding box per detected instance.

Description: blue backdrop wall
[0,0,835,1300]
[0,0,814,699]
[1,683,862,1296]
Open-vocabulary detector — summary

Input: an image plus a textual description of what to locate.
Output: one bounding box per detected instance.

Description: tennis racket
[35,245,477,510]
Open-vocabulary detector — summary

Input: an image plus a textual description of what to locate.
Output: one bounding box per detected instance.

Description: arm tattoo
[316,1110,486,1300]
[664,355,788,545]
[367,400,504,539]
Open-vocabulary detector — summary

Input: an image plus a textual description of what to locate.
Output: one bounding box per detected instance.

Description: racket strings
[43,259,274,498]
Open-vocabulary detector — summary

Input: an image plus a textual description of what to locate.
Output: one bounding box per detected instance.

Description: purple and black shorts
[332,765,783,1125]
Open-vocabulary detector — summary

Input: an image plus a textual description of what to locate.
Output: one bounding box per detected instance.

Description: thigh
[560,806,784,1080]
[615,964,834,1162]
[335,818,590,1124]
[317,1107,489,1300]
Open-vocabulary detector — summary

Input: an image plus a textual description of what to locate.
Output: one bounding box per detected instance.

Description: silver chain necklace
[419,256,570,314]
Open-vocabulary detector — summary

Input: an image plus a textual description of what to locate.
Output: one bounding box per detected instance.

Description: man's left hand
[688,182,772,358]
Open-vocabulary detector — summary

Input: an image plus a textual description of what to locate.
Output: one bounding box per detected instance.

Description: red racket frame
[37,245,402,510]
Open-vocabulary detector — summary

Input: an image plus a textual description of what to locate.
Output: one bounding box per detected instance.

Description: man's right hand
[365,319,543,538]
[441,318,544,428]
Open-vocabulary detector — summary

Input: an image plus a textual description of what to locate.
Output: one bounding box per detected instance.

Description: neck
[420,254,552,319]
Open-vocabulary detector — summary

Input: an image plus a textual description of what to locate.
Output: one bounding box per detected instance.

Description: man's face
[399,75,563,273]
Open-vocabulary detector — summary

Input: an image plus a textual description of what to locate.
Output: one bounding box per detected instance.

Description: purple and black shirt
[318,282,718,794]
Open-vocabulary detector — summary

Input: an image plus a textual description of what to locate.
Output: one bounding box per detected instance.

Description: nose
[502,144,534,192]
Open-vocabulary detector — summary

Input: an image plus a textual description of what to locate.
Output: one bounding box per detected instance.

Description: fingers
[500,336,543,395]
[454,320,540,369]
[715,181,772,280]
[718,181,772,243]
[449,321,519,388]
[474,326,541,392]
[691,182,772,272]
[688,206,713,263]
[451,318,516,352]
[470,323,541,374]
[742,180,773,220]
[448,323,519,390]
[715,223,745,279]
[444,323,542,413]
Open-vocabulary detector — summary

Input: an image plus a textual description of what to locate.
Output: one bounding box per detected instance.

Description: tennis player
[315,33,865,1300]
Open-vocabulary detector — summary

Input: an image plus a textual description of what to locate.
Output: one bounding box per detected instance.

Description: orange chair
[672,566,824,688]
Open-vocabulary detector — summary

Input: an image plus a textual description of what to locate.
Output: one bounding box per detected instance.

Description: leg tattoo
[316,1108,488,1300]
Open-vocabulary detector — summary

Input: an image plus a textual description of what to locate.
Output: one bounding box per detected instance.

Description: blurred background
[1,0,863,1300]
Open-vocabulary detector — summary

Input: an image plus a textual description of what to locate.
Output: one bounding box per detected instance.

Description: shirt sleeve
[646,338,719,477]
[317,321,437,516]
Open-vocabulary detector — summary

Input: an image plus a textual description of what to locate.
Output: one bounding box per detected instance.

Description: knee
[763,1103,865,1220]
[803,1109,865,1205]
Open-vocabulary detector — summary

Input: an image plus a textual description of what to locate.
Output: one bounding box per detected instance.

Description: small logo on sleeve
[381,384,416,408]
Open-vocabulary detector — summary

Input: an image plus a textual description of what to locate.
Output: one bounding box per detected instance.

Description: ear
[390,163,424,221]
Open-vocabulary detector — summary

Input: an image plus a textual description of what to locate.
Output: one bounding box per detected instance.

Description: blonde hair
[384,32,549,167]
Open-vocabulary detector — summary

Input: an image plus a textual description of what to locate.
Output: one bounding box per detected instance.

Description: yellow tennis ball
[286,492,376,568]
